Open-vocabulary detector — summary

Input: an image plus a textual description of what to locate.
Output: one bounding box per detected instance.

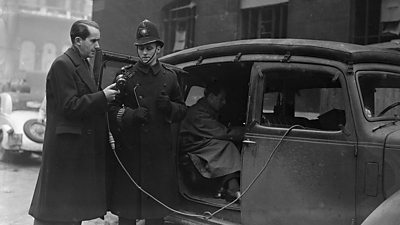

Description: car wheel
[23,119,45,143]
[0,130,8,161]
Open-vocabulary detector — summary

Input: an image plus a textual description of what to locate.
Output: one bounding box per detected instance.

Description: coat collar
[65,47,97,92]
[136,60,162,75]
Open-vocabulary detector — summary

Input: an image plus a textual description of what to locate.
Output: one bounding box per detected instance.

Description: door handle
[242,139,256,144]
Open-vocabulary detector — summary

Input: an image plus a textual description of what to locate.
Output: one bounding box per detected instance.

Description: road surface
[0,154,118,225]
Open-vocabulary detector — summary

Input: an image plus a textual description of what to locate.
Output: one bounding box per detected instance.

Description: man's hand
[103,83,119,102]
[228,127,245,142]
[156,91,172,115]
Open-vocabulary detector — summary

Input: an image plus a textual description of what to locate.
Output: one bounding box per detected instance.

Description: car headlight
[23,119,45,143]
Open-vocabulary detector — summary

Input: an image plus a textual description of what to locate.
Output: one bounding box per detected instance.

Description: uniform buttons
[139,95,143,99]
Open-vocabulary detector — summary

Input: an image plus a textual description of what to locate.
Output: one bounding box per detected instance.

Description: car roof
[367,39,400,51]
[160,38,400,66]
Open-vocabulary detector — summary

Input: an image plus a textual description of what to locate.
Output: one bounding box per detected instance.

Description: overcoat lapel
[65,48,97,92]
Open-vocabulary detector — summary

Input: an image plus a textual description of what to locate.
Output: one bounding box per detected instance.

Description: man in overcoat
[29,20,119,225]
[179,82,243,202]
[108,19,187,225]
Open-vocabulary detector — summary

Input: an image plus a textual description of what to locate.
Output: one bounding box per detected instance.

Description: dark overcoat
[29,47,109,222]
[109,61,186,219]
[179,98,241,178]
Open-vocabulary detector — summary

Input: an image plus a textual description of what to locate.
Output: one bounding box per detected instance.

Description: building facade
[93,0,399,56]
[0,0,92,96]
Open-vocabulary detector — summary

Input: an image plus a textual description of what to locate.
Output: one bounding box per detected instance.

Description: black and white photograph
[1,0,400,225]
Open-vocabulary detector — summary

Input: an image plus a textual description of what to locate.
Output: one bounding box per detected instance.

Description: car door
[241,62,357,225]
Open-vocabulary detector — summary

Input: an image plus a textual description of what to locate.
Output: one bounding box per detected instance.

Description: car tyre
[23,119,45,143]
[0,130,9,161]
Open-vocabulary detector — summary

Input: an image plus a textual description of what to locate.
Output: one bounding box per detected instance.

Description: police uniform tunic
[109,60,186,219]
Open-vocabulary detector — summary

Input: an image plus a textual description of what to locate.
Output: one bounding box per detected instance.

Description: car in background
[0,92,45,160]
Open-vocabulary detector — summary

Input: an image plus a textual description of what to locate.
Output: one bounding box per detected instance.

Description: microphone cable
[108,110,302,220]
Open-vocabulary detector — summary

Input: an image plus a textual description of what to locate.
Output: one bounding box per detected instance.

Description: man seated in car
[179,81,244,202]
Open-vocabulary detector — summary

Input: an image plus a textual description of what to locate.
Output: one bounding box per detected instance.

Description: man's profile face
[137,43,159,65]
[208,90,227,112]
[76,25,100,58]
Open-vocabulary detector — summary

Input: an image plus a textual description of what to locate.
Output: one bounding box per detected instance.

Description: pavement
[0,154,120,225]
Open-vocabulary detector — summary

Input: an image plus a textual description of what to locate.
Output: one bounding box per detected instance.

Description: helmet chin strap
[138,47,157,65]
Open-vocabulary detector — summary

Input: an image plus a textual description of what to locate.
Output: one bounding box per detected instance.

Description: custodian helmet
[134,19,164,47]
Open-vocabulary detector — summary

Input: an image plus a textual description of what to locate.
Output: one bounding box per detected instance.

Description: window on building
[0,19,6,74]
[70,0,92,19]
[46,0,67,15]
[42,43,56,72]
[353,0,398,44]
[162,0,196,54]
[19,0,41,11]
[242,3,288,39]
[19,41,36,71]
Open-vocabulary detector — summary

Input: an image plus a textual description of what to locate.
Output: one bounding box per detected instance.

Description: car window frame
[249,61,353,135]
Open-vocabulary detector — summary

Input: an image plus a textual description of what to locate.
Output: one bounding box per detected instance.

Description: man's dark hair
[204,81,226,97]
[70,20,100,43]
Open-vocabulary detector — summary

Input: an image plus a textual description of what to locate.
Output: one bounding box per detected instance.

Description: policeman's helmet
[134,19,164,48]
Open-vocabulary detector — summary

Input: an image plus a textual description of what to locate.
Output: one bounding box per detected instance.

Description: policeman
[108,19,187,225]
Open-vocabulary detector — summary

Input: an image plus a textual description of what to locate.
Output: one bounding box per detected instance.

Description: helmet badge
[139,28,149,37]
